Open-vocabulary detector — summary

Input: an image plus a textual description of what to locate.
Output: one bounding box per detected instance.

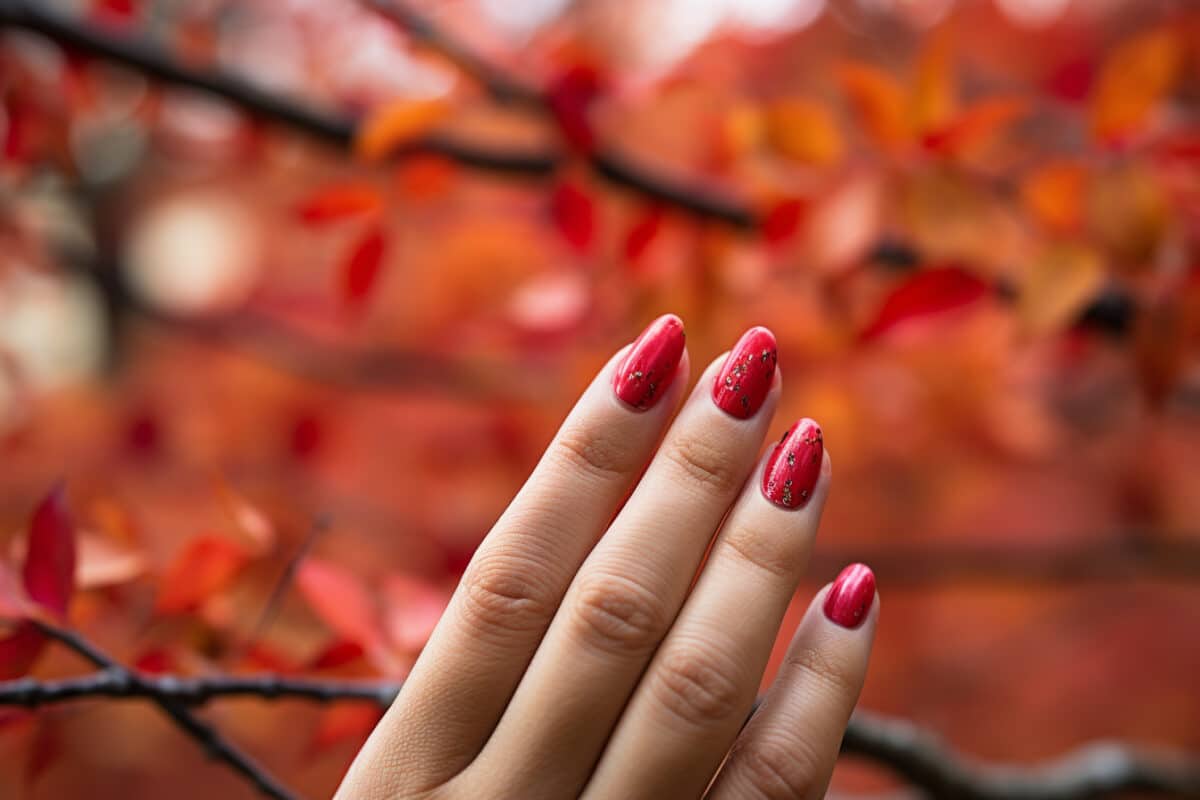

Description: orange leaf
[355,98,449,161]
[1018,244,1105,335]
[23,484,76,619]
[862,266,991,341]
[310,704,382,754]
[922,97,1028,158]
[155,535,252,614]
[296,183,384,226]
[764,98,844,166]
[911,32,957,135]
[396,154,456,202]
[1021,161,1088,232]
[296,557,386,654]
[838,63,910,151]
[1091,27,1182,146]
[75,533,146,590]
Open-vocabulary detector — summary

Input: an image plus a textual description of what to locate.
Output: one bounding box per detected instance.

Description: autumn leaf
[155,535,252,614]
[396,155,456,202]
[911,32,957,135]
[75,533,146,589]
[764,98,844,166]
[1018,244,1105,335]
[761,197,806,245]
[546,64,605,154]
[838,62,910,151]
[23,484,76,618]
[1091,27,1182,146]
[623,206,664,263]
[0,625,47,680]
[550,181,596,252]
[296,183,384,226]
[1021,161,1088,232]
[309,639,366,670]
[355,97,449,161]
[861,266,991,341]
[309,704,383,754]
[922,97,1028,158]
[382,574,447,653]
[340,226,388,309]
[296,557,387,656]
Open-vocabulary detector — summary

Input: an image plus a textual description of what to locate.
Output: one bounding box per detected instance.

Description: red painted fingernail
[823,563,875,629]
[761,418,823,509]
[713,326,777,419]
[613,314,686,411]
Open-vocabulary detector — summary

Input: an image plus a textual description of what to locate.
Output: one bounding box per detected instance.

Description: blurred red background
[2,0,1199,797]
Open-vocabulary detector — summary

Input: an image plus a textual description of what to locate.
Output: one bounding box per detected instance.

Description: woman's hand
[336,315,878,800]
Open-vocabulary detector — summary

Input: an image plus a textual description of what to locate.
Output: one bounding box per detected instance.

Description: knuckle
[650,643,745,728]
[733,735,818,800]
[571,572,666,656]
[720,522,805,582]
[785,645,858,700]
[553,424,636,482]
[457,553,556,638]
[664,432,741,495]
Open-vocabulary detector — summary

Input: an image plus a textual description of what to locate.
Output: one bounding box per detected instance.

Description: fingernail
[712,326,777,419]
[613,314,686,411]
[762,418,823,510]
[823,563,875,629]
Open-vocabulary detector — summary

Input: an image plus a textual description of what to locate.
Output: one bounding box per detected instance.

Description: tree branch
[30,619,300,800]
[3,661,1198,800]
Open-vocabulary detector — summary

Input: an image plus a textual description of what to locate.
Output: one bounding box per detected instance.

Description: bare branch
[842,710,1200,800]
[30,620,300,800]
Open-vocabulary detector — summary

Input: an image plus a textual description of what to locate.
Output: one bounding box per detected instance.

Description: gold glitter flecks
[781,487,793,505]
[724,375,734,388]
[786,451,795,466]
[741,395,750,410]
[761,349,774,364]
[800,488,809,500]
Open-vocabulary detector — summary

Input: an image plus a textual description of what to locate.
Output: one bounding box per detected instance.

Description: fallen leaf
[310,639,365,670]
[309,704,382,754]
[861,266,991,341]
[23,484,76,618]
[355,98,448,161]
[296,183,385,226]
[761,197,806,245]
[340,226,388,309]
[546,64,605,154]
[623,206,664,263]
[1091,27,1182,146]
[155,534,252,614]
[764,98,844,166]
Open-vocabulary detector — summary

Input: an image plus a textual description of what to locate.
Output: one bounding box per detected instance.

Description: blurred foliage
[1,0,1199,797]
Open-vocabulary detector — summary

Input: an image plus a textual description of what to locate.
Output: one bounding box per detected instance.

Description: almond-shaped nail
[823,563,875,629]
[713,326,777,419]
[761,418,823,509]
[613,314,685,411]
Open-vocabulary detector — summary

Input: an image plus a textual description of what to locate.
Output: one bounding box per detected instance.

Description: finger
[337,315,688,798]
[463,327,780,799]
[707,564,879,800]
[584,421,829,800]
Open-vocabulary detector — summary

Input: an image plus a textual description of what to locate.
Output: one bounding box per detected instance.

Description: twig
[30,619,300,800]
[2,663,1197,800]
[842,710,1200,800]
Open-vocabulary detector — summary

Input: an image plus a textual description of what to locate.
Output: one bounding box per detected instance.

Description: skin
[335,333,879,800]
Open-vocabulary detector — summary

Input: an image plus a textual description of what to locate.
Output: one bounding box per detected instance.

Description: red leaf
[310,639,366,670]
[133,648,175,675]
[0,562,33,621]
[340,227,388,309]
[155,535,252,615]
[296,184,384,226]
[761,198,806,245]
[296,558,386,654]
[551,181,596,252]
[23,485,76,618]
[0,625,47,680]
[546,65,605,154]
[624,206,664,263]
[861,266,991,341]
[309,704,382,754]
[382,574,447,653]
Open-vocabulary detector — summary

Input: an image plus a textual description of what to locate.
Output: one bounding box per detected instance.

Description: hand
[336,315,878,799]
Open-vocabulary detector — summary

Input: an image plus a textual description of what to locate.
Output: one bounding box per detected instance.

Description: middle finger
[461,327,780,799]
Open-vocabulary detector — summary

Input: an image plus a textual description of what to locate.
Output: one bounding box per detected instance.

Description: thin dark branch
[3,664,1197,800]
[842,710,1200,800]
[30,620,300,800]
